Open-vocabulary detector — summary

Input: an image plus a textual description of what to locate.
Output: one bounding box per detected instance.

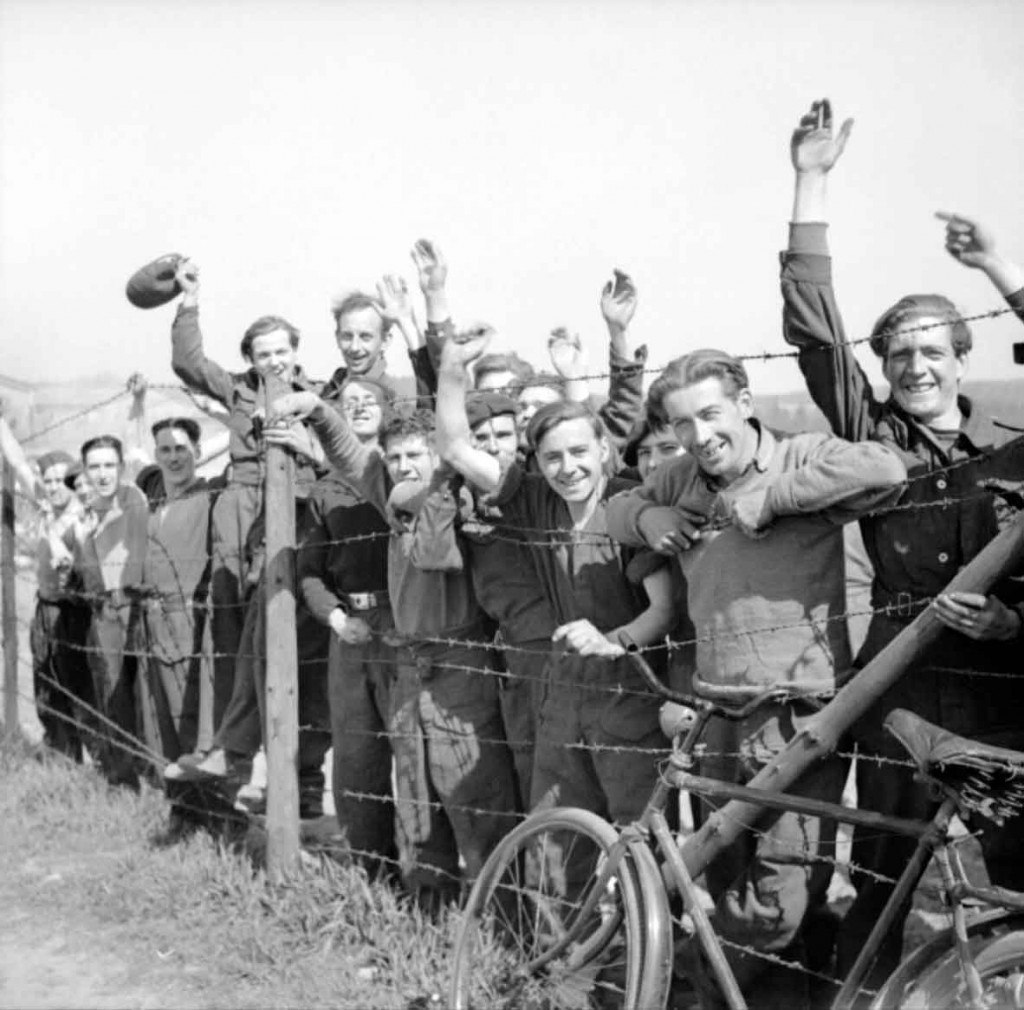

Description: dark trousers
[214,581,331,804]
[209,484,261,729]
[496,638,548,812]
[84,597,143,785]
[30,597,93,761]
[328,629,397,874]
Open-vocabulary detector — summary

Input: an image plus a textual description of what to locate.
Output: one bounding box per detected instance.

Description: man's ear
[736,387,754,420]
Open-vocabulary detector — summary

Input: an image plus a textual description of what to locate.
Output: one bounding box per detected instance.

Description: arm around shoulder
[764,434,907,522]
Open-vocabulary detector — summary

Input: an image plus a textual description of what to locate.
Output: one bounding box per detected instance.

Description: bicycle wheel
[871,910,1024,1009]
[450,806,670,1010]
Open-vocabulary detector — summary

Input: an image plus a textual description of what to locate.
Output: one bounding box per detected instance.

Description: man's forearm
[765,440,907,518]
[793,171,828,223]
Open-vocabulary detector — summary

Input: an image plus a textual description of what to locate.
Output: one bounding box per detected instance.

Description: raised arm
[782,99,882,442]
[170,260,237,405]
[435,328,503,492]
[547,327,592,404]
[597,269,645,449]
[0,410,42,497]
[268,392,385,513]
[411,238,452,380]
[937,211,1024,319]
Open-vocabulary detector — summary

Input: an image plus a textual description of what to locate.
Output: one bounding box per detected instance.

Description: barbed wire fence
[2,299,1024,999]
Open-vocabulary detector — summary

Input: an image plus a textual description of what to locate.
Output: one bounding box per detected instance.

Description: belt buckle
[889,592,914,619]
[348,592,372,611]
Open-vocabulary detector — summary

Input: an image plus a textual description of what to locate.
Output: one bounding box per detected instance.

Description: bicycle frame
[553,706,1024,1010]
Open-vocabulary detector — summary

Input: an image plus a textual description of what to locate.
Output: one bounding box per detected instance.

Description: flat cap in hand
[125,253,184,309]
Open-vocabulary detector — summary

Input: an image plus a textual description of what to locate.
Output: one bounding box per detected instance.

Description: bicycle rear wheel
[449,806,670,1010]
[871,911,1024,1009]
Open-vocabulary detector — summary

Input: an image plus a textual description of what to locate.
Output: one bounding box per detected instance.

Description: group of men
[11,101,1024,1008]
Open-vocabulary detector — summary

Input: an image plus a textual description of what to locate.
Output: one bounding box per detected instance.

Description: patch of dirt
[0,906,157,1010]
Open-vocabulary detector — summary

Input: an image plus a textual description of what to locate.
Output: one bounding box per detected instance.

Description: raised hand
[790,99,853,174]
[377,274,415,324]
[410,238,447,294]
[935,212,999,271]
[175,259,200,300]
[126,372,148,399]
[548,327,586,378]
[441,323,495,371]
[600,269,637,334]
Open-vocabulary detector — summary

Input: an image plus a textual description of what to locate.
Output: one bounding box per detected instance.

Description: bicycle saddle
[885,709,1024,825]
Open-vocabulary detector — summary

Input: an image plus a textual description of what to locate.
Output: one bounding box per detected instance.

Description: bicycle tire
[449,806,670,1010]
[870,910,1024,1009]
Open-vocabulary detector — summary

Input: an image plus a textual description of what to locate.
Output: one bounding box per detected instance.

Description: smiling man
[604,348,907,1010]
[269,391,518,910]
[63,435,149,787]
[782,99,1024,989]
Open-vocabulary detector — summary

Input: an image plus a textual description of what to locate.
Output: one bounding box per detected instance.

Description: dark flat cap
[466,391,518,429]
[125,253,184,309]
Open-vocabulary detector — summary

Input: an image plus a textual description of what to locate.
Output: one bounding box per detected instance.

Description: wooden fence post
[262,374,300,879]
[2,461,18,738]
[680,510,1024,878]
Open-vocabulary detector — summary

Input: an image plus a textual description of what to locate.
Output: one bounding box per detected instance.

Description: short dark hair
[474,352,536,396]
[151,416,201,447]
[240,316,301,361]
[869,294,971,359]
[81,434,124,464]
[331,291,384,331]
[381,408,435,450]
[646,349,750,426]
[526,399,605,451]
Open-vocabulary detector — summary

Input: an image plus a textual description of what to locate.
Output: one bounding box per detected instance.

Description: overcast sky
[2,0,1023,398]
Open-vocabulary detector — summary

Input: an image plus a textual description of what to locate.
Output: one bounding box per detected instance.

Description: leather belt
[342,590,390,612]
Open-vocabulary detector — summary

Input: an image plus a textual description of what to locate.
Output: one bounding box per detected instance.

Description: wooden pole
[261,374,300,879]
[680,511,1024,878]
[2,461,18,738]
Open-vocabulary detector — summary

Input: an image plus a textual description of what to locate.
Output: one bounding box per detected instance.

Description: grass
[0,736,460,1009]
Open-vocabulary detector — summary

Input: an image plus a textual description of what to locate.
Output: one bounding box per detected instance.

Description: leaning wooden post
[1,461,17,738]
[681,510,1024,878]
[262,374,300,879]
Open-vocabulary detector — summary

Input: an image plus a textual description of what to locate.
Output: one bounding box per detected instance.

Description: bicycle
[449,651,1024,1010]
